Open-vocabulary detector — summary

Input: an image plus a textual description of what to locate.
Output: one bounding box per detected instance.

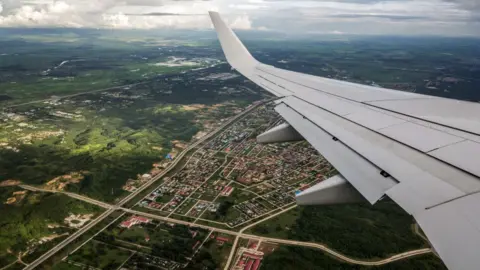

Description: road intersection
[23,100,267,269]
[21,100,433,269]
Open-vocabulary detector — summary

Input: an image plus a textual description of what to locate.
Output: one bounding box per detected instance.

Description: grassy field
[0,187,103,268]
[247,201,431,259]
[262,246,446,270]
[67,240,132,269]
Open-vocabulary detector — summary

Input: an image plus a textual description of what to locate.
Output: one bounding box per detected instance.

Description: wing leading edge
[209,11,480,270]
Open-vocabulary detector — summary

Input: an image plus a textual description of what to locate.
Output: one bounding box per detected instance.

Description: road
[22,186,433,269]
[23,209,115,270]
[22,100,266,270]
[4,83,145,109]
[21,99,432,269]
[223,205,298,270]
[124,208,432,267]
[19,185,113,209]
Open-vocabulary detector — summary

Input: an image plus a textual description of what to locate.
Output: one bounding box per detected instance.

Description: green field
[262,246,446,270]
[0,187,102,268]
[67,240,132,269]
[247,201,431,259]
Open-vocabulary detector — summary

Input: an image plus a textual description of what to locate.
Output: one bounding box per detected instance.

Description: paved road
[4,83,144,109]
[21,98,431,269]
[223,205,298,270]
[124,208,433,267]
[242,236,432,266]
[19,185,113,209]
[22,188,433,269]
[23,209,115,270]
[22,100,266,270]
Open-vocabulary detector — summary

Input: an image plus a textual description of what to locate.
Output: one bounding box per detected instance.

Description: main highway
[23,100,267,270]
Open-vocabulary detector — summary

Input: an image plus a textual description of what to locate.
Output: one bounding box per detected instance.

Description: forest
[0,187,101,267]
[262,246,447,270]
[251,201,432,259]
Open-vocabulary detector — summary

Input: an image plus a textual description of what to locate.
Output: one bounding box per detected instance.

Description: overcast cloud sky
[0,0,478,36]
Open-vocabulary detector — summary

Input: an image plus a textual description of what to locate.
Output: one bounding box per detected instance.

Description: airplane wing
[209,11,480,270]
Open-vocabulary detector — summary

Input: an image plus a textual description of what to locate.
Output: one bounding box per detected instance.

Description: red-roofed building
[243,253,262,259]
[245,260,254,270]
[189,230,198,238]
[216,236,230,242]
[135,216,150,223]
[252,259,261,270]
[221,186,234,196]
[120,220,133,228]
[148,202,162,209]
[192,240,201,250]
[120,216,151,229]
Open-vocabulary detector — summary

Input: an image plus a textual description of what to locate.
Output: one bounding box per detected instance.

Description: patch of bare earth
[0,179,21,187]
[43,172,86,191]
[4,190,27,205]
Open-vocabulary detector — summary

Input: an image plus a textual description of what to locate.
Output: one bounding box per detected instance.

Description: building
[221,186,234,196]
[120,215,151,229]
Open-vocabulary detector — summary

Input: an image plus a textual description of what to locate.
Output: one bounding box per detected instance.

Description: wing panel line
[287,95,480,179]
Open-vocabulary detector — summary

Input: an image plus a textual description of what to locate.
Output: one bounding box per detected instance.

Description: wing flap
[279,96,465,205]
[430,140,480,177]
[275,102,396,203]
[415,192,480,270]
[367,98,480,136]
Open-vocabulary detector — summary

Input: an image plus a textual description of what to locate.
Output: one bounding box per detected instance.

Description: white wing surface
[209,11,480,270]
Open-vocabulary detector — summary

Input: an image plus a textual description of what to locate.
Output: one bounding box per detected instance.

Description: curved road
[22,100,267,270]
[124,208,433,267]
[21,99,433,269]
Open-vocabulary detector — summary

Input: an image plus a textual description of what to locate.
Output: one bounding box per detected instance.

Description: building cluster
[192,178,232,202]
[234,198,272,219]
[197,72,239,81]
[205,105,278,152]
[209,233,231,246]
[49,110,84,120]
[123,159,173,192]
[139,149,223,213]
[138,184,176,209]
[134,103,333,230]
[233,248,264,270]
[226,142,322,186]
[186,201,220,218]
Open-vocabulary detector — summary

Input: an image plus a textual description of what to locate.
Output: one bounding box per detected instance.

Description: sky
[0,0,478,36]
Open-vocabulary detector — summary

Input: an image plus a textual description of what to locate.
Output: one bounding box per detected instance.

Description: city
[4,101,438,270]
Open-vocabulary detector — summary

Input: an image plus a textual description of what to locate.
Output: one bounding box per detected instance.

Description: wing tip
[207,10,258,77]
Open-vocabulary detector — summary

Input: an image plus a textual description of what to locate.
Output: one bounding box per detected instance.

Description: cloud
[0,0,477,36]
[328,14,427,21]
[126,12,205,16]
[229,14,252,29]
[446,0,480,11]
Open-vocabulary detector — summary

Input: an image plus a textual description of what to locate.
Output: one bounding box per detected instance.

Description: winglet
[209,11,258,77]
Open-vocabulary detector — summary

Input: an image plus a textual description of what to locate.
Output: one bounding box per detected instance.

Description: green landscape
[0,25,477,269]
[0,186,102,267]
[248,201,427,259]
[262,247,446,270]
